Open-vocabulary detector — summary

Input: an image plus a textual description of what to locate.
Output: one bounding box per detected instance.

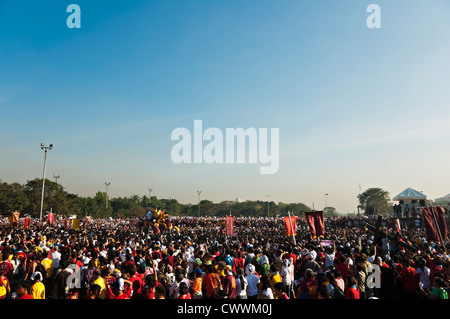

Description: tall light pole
[105,182,110,209]
[39,143,53,224]
[266,194,271,218]
[197,190,201,216]
[325,193,328,208]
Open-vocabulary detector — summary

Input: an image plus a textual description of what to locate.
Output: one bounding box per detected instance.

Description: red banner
[226,216,234,236]
[284,216,297,236]
[48,212,54,226]
[304,211,325,238]
[421,207,448,242]
[24,217,31,229]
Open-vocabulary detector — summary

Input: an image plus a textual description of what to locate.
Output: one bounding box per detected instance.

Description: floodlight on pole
[197,191,201,216]
[39,143,53,224]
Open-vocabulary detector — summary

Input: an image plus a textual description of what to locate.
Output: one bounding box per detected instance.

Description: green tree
[79,192,112,218]
[278,202,311,215]
[23,178,81,217]
[357,187,391,215]
[0,182,30,214]
[324,206,339,217]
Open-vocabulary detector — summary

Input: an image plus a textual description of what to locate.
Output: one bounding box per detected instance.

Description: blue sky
[1,0,450,214]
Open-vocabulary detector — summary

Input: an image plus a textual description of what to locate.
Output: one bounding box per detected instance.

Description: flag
[395,219,401,232]
[64,218,69,230]
[421,207,448,242]
[304,211,325,238]
[226,215,234,236]
[283,216,297,236]
[48,212,54,226]
[72,218,80,231]
[24,217,31,229]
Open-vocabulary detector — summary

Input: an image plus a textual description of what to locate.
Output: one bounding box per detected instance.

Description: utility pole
[266,194,271,218]
[105,182,110,209]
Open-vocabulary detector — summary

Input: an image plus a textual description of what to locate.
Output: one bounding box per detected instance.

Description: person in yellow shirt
[91,269,106,299]
[30,272,45,299]
[269,264,282,290]
[41,252,54,279]
[0,270,11,299]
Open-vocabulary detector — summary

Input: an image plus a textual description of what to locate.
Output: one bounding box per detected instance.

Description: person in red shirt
[112,278,132,299]
[16,280,34,299]
[102,267,117,299]
[345,275,360,299]
[178,282,191,299]
[127,265,143,299]
[222,265,237,299]
[335,255,352,279]
[400,258,419,299]
[282,248,297,267]
[0,252,14,284]
[141,273,158,299]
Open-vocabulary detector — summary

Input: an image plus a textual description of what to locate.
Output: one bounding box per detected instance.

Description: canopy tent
[393,187,427,201]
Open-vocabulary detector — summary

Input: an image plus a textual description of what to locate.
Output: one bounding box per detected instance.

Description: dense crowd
[0,213,448,300]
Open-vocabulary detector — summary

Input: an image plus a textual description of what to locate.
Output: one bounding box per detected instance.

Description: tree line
[1,178,404,219]
[0,178,341,219]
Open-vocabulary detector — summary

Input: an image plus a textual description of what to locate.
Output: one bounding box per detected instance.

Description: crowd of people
[0,213,448,300]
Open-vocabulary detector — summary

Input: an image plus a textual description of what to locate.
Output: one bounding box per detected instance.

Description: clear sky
[1,0,450,214]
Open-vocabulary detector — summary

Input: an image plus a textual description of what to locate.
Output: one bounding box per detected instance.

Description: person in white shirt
[49,245,61,274]
[324,246,335,269]
[416,258,431,289]
[245,264,260,299]
[235,268,248,299]
[281,258,293,298]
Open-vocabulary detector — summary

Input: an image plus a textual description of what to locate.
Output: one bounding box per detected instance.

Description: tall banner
[72,218,80,231]
[283,216,297,236]
[304,211,325,238]
[24,217,31,229]
[421,207,448,242]
[226,215,234,236]
[48,212,54,226]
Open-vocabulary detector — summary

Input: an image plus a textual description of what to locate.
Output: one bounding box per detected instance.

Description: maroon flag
[226,216,234,236]
[304,211,325,238]
[64,218,69,230]
[284,216,297,236]
[421,207,448,242]
[48,212,54,226]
